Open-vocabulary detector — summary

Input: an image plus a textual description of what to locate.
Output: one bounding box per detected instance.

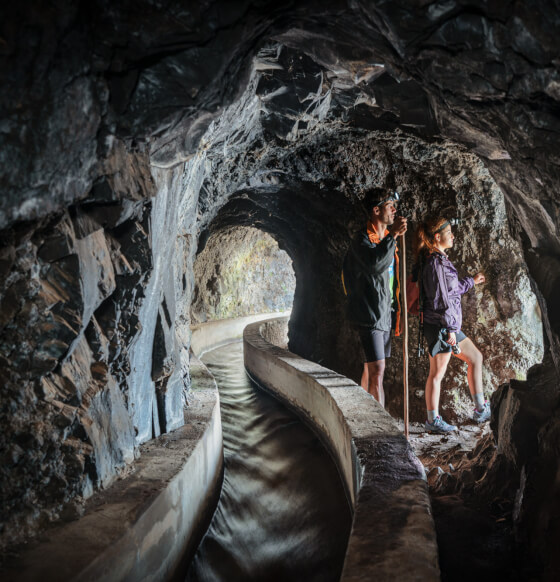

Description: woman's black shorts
[423,323,467,357]
[358,328,391,362]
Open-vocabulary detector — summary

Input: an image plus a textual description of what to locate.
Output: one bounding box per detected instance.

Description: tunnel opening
[191,225,295,324]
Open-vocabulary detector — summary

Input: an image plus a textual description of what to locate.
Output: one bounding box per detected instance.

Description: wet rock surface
[1,1,559,574]
[0,159,172,550]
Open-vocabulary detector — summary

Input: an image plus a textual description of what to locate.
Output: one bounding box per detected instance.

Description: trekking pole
[401,233,410,440]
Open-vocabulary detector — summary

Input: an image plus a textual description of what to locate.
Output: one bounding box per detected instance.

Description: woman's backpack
[406,274,420,316]
[407,261,425,356]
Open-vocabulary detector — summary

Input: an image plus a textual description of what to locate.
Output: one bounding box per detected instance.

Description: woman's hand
[447,332,457,346]
[473,272,485,284]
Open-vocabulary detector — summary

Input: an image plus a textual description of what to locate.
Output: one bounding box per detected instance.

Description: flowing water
[186,341,352,582]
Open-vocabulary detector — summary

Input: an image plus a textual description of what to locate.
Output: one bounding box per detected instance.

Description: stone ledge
[1,360,222,582]
[190,311,290,357]
[243,317,440,581]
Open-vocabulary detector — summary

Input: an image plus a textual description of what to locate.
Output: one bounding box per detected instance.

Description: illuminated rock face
[195,125,542,419]
[0,1,559,575]
[191,227,295,323]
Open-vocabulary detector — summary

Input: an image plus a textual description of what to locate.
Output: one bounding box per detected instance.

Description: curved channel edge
[243,316,441,582]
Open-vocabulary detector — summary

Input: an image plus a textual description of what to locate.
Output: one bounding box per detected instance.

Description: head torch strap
[375,191,400,207]
[434,220,450,234]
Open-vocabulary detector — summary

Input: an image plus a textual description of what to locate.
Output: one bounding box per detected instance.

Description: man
[342,190,408,406]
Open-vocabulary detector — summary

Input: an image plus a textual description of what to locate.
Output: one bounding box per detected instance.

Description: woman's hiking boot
[473,401,491,423]
[425,415,457,434]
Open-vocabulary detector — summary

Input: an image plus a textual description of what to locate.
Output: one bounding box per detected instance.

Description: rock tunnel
[1,1,559,580]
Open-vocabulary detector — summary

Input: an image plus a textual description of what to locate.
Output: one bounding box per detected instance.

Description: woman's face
[437,225,454,249]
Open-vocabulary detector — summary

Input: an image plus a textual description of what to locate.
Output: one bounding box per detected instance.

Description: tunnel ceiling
[3,0,559,358]
[3,2,559,220]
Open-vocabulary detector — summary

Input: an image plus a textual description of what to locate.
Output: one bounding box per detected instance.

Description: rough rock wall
[199,127,542,421]
[192,227,295,323]
[0,143,155,547]
[489,353,560,576]
[0,151,204,552]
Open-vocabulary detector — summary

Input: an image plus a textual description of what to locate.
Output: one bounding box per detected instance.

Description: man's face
[374,200,397,224]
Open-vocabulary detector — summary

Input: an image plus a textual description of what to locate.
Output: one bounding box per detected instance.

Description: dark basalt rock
[1,1,559,575]
[0,150,159,549]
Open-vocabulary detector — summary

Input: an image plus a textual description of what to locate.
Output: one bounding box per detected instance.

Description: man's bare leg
[362,360,385,407]
[360,365,368,391]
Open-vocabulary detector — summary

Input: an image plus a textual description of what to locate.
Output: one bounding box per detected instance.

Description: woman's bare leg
[454,337,483,397]
[425,352,452,412]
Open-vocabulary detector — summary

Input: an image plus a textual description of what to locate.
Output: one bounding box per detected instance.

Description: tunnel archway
[191,225,295,323]
[196,128,543,424]
[1,3,560,578]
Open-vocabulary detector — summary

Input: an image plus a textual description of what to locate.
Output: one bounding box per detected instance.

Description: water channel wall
[190,311,291,356]
[4,311,438,581]
[3,357,222,582]
[244,317,441,581]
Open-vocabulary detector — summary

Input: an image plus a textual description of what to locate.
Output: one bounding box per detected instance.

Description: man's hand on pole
[388,216,408,237]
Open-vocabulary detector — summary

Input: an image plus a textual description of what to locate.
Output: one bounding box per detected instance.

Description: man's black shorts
[358,328,391,362]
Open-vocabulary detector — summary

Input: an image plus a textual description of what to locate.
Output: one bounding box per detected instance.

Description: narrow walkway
[186,341,352,582]
[400,420,538,581]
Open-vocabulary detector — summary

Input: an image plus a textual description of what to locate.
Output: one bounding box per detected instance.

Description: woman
[414,216,490,433]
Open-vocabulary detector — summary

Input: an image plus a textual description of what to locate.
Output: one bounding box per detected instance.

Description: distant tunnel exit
[191,226,295,323]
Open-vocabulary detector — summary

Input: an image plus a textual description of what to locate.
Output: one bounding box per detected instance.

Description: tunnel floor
[400,422,540,581]
[186,341,352,582]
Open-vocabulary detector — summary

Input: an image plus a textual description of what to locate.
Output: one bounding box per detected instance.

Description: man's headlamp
[374,191,400,208]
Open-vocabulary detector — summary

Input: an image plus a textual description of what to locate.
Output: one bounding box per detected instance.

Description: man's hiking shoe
[473,401,491,423]
[425,416,457,434]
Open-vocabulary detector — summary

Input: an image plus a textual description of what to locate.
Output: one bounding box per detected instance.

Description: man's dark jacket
[342,228,397,331]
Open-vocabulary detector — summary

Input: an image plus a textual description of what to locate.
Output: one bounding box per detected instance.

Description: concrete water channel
[187,341,352,581]
[189,316,440,581]
[5,315,439,582]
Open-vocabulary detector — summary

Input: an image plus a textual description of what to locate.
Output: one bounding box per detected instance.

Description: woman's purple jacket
[422,252,474,333]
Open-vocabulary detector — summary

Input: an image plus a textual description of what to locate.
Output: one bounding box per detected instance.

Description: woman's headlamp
[434,218,462,234]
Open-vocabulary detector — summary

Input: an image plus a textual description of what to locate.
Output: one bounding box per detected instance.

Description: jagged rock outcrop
[0,190,151,546]
[1,2,559,576]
